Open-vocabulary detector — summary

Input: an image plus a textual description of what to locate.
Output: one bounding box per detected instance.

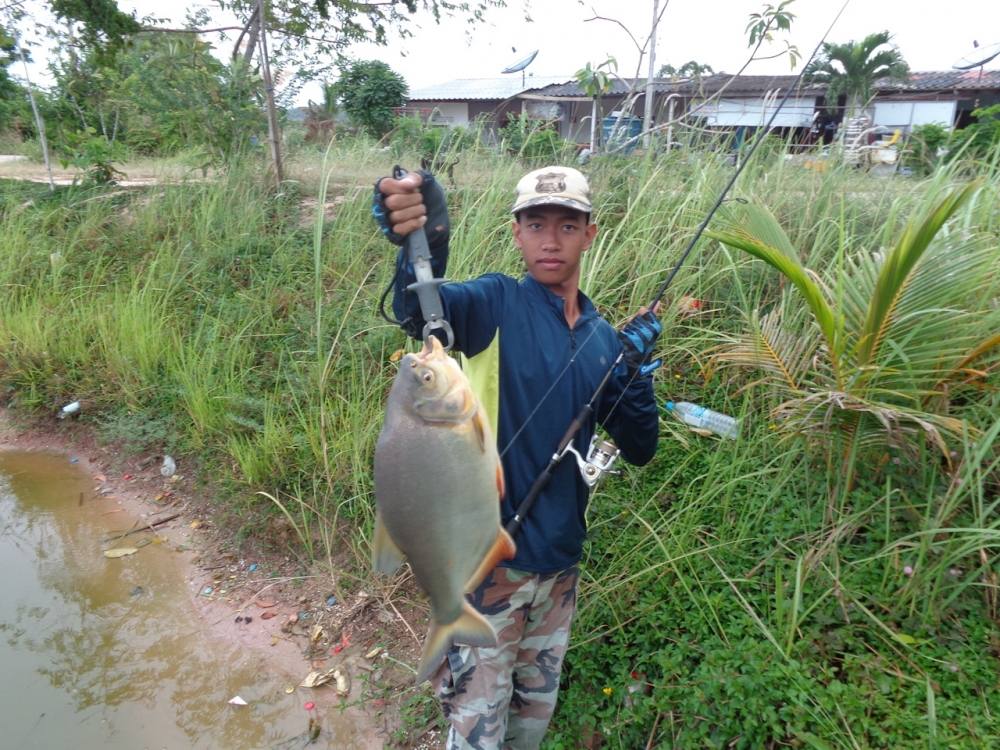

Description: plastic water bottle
[664,401,739,439]
[58,401,81,419]
[160,455,177,478]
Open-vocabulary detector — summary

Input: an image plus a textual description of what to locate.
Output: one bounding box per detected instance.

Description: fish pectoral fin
[463,528,517,594]
[372,514,406,575]
[495,460,505,500]
[471,406,489,452]
[414,601,496,684]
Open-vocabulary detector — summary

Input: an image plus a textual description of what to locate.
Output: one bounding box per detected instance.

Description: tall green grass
[0,139,998,747]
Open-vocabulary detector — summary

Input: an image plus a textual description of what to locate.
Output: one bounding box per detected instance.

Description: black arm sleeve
[393,271,507,358]
[596,356,659,466]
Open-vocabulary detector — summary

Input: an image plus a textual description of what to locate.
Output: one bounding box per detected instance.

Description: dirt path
[0,407,435,748]
[0,155,200,186]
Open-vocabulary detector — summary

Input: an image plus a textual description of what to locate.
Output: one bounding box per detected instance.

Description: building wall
[692,96,818,127]
[872,100,957,131]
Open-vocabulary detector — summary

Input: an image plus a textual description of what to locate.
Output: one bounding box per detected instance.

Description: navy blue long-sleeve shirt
[393,260,658,574]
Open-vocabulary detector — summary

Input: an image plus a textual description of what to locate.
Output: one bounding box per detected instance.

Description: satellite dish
[952,40,1000,70]
[502,49,538,74]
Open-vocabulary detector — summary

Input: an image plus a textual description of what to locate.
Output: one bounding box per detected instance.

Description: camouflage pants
[433,565,579,750]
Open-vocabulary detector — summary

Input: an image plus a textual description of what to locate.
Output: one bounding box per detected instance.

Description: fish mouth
[419,335,446,359]
[400,336,445,371]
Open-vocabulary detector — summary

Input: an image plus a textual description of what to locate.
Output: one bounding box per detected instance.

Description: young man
[373,166,660,749]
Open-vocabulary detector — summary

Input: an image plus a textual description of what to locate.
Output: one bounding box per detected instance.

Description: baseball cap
[511,166,592,215]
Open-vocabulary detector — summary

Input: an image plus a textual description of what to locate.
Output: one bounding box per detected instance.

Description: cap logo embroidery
[535,173,566,194]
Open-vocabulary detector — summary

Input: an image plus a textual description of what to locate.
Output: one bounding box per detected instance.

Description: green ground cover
[0,140,997,748]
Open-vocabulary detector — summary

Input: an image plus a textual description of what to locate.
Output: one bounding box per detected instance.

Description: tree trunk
[257,0,284,185]
[589,97,598,152]
[19,44,54,192]
[241,7,260,65]
[642,0,660,150]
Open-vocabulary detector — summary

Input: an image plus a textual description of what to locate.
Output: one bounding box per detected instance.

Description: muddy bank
[0,408,437,748]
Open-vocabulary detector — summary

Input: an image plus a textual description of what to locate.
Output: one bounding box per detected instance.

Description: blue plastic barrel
[602,112,643,153]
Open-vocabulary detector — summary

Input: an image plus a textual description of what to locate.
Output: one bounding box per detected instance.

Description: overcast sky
[15,0,1000,104]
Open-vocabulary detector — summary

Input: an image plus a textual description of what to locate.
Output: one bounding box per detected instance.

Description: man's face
[512,206,597,294]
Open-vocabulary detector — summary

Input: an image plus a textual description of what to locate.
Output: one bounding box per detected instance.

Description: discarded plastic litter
[160,455,176,477]
[247,563,259,573]
[664,401,739,439]
[58,401,80,419]
[326,595,337,607]
[104,547,139,559]
[228,695,248,706]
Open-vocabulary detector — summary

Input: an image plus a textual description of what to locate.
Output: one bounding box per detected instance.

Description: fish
[373,335,515,683]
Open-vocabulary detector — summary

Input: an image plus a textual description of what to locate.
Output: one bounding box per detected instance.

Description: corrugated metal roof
[874,70,1000,91]
[411,70,1000,104]
[525,71,1000,99]
[530,74,825,98]
[407,76,575,102]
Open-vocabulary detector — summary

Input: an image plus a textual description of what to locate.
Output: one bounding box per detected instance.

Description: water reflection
[0,451,376,749]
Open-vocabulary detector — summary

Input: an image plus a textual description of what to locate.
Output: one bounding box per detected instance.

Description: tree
[47,0,140,61]
[0,27,28,133]
[114,34,264,158]
[42,31,262,162]
[586,0,798,153]
[331,59,406,138]
[8,1,506,181]
[658,61,714,79]
[805,30,909,120]
[575,57,617,153]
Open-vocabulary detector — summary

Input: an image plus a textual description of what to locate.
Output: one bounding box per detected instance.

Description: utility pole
[642,0,660,150]
[257,0,284,185]
[18,42,54,192]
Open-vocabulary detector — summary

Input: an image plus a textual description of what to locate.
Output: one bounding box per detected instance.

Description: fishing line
[497,317,605,459]
[586,0,853,432]
[504,0,852,535]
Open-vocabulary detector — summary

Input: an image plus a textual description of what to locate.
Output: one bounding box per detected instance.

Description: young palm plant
[705,182,998,474]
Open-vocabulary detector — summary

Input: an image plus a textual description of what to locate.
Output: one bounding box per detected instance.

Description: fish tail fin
[414,602,496,684]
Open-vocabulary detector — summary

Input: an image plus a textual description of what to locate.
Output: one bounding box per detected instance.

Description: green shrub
[950,103,1000,161]
[905,122,949,174]
[501,113,573,165]
[332,59,407,138]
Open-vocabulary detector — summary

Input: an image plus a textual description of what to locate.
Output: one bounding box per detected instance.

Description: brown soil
[0,407,443,749]
[0,156,193,186]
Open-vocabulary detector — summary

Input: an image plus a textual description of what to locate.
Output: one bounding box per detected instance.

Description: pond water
[0,450,376,749]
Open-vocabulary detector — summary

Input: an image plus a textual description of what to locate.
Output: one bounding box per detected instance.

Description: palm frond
[708,204,840,363]
[855,182,980,369]
[935,331,1000,389]
[773,390,969,458]
[712,310,817,393]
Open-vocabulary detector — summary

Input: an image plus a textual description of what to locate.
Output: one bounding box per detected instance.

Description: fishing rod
[505,0,850,537]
